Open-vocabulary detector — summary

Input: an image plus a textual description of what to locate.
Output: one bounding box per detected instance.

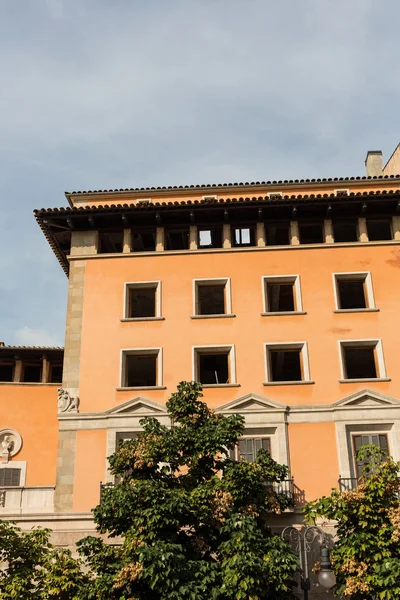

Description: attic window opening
[98,231,123,253]
[198,226,223,248]
[0,363,14,382]
[131,230,156,252]
[265,223,290,246]
[366,219,392,241]
[233,227,255,247]
[165,228,189,250]
[22,363,42,383]
[49,364,63,384]
[299,222,324,244]
[332,221,359,243]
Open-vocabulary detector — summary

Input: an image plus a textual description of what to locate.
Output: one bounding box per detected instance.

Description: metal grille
[0,468,21,487]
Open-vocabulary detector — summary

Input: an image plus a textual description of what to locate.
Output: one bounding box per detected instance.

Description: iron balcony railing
[338,476,400,497]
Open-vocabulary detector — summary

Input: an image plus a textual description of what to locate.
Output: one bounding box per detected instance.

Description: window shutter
[0,468,21,487]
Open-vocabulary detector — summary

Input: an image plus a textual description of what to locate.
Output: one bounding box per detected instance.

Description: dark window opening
[337,279,367,309]
[198,227,222,248]
[131,230,156,252]
[128,287,156,318]
[49,364,63,384]
[266,283,295,312]
[0,468,21,487]
[0,363,14,382]
[166,229,189,250]
[367,219,392,241]
[197,284,225,315]
[269,349,302,382]
[265,224,290,246]
[353,434,388,478]
[333,221,358,242]
[299,223,324,244]
[343,346,377,379]
[125,354,157,387]
[198,352,229,384]
[231,438,271,462]
[233,227,255,247]
[98,231,124,253]
[22,364,42,383]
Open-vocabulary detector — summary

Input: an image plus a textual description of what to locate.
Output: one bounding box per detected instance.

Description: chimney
[365,150,383,177]
[0,342,5,347]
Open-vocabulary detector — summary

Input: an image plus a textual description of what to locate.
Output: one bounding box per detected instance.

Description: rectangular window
[334,273,375,311]
[49,364,63,384]
[98,231,124,253]
[131,230,156,252]
[121,349,162,388]
[262,276,302,314]
[265,343,310,383]
[299,223,324,244]
[165,229,189,250]
[265,223,290,246]
[124,282,161,319]
[232,227,255,247]
[340,340,386,381]
[0,468,21,487]
[332,221,358,243]
[193,346,235,386]
[21,363,42,383]
[230,437,271,462]
[0,363,14,382]
[193,279,231,316]
[367,219,392,241]
[198,227,223,249]
[353,433,389,478]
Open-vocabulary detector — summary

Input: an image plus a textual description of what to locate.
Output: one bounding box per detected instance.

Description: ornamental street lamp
[281,525,336,600]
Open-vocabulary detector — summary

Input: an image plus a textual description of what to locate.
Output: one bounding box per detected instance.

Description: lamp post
[281,525,336,600]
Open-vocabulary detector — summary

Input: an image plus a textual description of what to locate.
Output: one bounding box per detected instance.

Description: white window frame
[192,344,237,387]
[122,281,162,321]
[192,278,233,317]
[264,342,311,385]
[338,339,387,382]
[0,461,26,487]
[261,275,304,315]
[120,348,163,389]
[333,272,376,312]
[230,433,273,461]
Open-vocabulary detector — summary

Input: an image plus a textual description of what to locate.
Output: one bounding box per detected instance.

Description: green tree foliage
[304,445,400,599]
[78,381,298,599]
[0,520,87,599]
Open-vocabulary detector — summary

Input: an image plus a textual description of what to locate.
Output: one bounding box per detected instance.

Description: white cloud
[14,327,63,347]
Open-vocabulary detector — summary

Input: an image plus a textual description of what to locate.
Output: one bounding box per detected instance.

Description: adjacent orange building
[1,145,400,543]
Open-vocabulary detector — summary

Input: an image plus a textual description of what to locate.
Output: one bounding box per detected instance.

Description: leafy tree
[78,381,298,599]
[304,445,400,599]
[0,520,87,599]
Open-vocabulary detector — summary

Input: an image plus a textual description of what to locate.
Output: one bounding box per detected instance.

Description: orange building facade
[1,146,400,546]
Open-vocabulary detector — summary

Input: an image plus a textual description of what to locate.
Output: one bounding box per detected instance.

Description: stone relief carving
[57,388,80,413]
[0,429,22,464]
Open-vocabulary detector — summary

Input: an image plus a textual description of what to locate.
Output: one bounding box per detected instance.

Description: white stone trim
[264,342,311,383]
[338,338,386,380]
[192,344,236,385]
[120,347,163,388]
[0,461,27,486]
[192,277,232,316]
[123,280,162,319]
[261,275,303,313]
[332,271,375,310]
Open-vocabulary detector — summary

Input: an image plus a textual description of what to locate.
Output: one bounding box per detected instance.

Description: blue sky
[0,0,399,346]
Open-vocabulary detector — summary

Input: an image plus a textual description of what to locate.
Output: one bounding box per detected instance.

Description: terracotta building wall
[0,384,59,486]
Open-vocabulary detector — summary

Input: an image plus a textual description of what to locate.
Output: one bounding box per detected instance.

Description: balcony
[0,486,55,514]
